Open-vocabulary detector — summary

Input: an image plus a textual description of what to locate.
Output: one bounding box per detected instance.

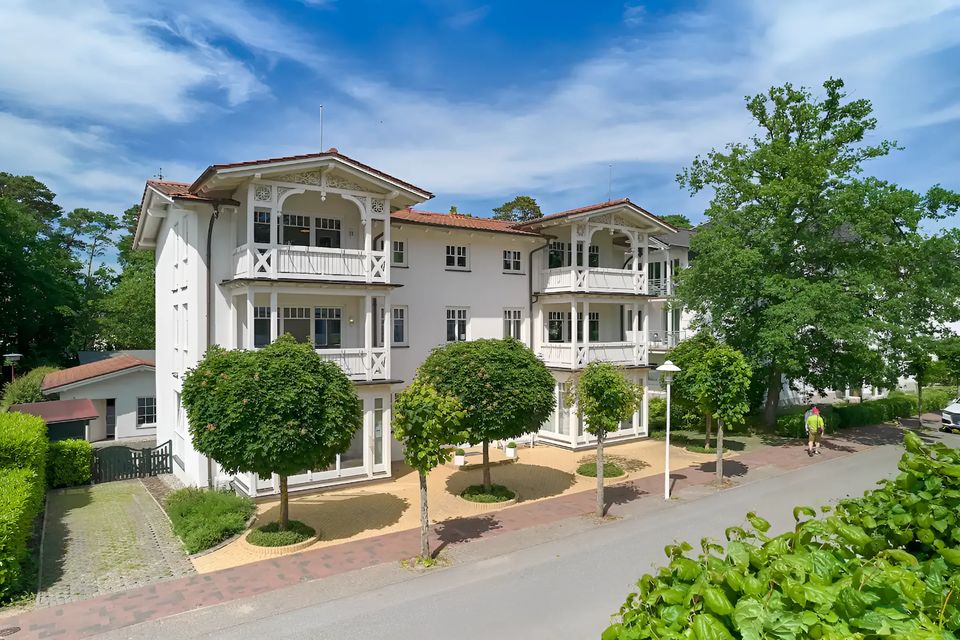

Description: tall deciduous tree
[418,339,556,492]
[691,346,752,483]
[393,380,468,559]
[569,363,642,517]
[99,205,155,348]
[660,214,693,229]
[181,336,362,530]
[667,332,718,447]
[676,78,958,427]
[492,195,542,222]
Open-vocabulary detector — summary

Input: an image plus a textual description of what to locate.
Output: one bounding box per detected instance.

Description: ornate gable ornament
[272,170,323,186]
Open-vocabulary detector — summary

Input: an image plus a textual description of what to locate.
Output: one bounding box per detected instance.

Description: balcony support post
[382,294,391,379]
[569,299,578,369]
[641,233,649,294]
[270,290,279,343]
[632,301,640,365]
[364,294,373,381]
[245,289,255,349]
[245,183,255,278]
[582,300,590,366]
[363,198,373,283]
[641,301,649,365]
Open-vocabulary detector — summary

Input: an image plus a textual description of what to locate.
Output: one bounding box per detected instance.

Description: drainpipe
[527,238,553,349]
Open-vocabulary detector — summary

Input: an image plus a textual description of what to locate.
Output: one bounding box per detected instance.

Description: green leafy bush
[165,488,256,554]
[246,520,315,547]
[648,397,667,431]
[577,462,626,478]
[0,412,48,482]
[0,467,44,599]
[460,484,516,503]
[46,439,92,488]
[604,431,960,638]
[1,367,59,409]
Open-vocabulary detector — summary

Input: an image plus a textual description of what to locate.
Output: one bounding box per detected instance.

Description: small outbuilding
[41,354,156,441]
[9,398,99,441]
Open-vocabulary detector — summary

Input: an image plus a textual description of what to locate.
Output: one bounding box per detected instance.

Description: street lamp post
[3,353,22,382]
[656,360,681,500]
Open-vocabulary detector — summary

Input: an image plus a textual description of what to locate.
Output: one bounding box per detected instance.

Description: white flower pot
[454,454,465,466]
[505,447,517,459]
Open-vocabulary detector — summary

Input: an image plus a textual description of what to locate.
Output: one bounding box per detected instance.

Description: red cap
[812,407,820,415]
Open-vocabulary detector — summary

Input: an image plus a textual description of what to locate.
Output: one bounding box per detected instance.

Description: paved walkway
[35,480,194,608]
[1,423,905,639]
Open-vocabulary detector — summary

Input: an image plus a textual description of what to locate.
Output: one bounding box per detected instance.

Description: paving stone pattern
[37,480,194,607]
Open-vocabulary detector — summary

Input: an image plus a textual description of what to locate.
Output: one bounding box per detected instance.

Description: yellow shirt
[806,414,825,432]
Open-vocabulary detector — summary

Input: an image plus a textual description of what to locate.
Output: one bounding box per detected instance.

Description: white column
[667,254,674,296]
[582,300,591,365]
[245,290,255,349]
[362,200,373,283]
[230,295,238,349]
[632,373,641,435]
[642,301,650,364]
[364,294,373,381]
[569,300,578,369]
[641,233,649,294]
[383,200,392,283]
[641,373,650,436]
[632,301,640,365]
[552,382,560,434]
[245,184,255,277]
[270,290,279,344]
[534,304,544,352]
[383,295,392,379]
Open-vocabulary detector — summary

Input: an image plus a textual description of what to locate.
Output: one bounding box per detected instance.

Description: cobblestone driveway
[38,480,194,606]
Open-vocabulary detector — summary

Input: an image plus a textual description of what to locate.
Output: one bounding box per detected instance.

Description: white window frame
[137,396,157,427]
[253,306,272,348]
[313,307,343,349]
[392,306,408,346]
[392,240,407,267]
[314,216,342,248]
[503,308,522,339]
[446,307,468,342]
[445,245,469,270]
[548,311,567,343]
[502,249,523,274]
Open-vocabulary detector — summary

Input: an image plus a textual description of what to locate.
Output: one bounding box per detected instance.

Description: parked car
[942,399,960,434]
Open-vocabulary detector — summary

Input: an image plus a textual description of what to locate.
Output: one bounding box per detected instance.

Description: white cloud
[445,6,490,29]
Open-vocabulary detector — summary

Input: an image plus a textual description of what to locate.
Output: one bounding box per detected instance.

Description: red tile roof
[513,198,679,232]
[146,180,218,202]
[9,399,99,424]
[189,148,433,197]
[391,208,543,236]
[42,355,154,392]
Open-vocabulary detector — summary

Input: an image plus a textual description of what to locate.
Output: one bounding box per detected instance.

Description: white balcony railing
[539,267,651,295]
[648,330,690,350]
[647,278,673,296]
[315,348,388,381]
[539,341,645,368]
[233,244,388,283]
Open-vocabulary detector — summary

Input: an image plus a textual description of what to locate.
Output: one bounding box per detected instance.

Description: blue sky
[2,0,960,227]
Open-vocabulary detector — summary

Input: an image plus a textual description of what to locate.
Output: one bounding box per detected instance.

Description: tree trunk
[482,441,491,492]
[764,367,782,428]
[917,385,924,427]
[704,413,713,449]
[596,434,605,518]
[418,470,430,559]
[716,419,724,484]
[279,474,289,531]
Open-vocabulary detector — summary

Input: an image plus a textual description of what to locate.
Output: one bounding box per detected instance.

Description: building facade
[134,150,690,496]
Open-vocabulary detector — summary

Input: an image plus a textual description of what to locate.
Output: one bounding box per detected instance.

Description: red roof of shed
[42,355,154,392]
[9,399,99,424]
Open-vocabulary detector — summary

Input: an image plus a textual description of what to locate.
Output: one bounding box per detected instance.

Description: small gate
[93,440,173,483]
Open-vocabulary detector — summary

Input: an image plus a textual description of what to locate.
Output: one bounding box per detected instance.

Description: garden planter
[453,454,465,466]
[504,446,517,459]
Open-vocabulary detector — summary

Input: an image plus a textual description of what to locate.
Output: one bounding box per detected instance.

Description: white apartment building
[134,149,689,497]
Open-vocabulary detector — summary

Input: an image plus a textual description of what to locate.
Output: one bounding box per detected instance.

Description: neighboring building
[10,399,99,441]
[134,149,689,496]
[41,355,157,441]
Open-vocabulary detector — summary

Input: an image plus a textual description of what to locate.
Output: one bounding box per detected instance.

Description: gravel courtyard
[38,480,194,607]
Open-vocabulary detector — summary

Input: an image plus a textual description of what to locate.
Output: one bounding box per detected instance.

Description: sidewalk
[1,423,904,640]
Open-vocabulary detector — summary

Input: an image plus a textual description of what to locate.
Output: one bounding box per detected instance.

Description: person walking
[806,406,825,456]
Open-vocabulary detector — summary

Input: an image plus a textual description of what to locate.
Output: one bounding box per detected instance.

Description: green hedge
[648,397,667,431]
[604,431,960,638]
[0,366,59,409]
[0,467,44,599]
[46,439,93,488]
[0,412,48,481]
[165,488,256,554]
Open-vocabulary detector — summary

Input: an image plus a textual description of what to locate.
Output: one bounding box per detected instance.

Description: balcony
[540,267,646,295]
[539,342,646,369]
[232,244,387,283]
[316,348,388,381]
[648,330,691,351]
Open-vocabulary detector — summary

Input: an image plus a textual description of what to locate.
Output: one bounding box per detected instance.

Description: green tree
[393,380,468,558]
[568,363,642,517]
[667,332,718,447]
[417,339,556,492]
[0,172,62,229]
[98,205,155,348]
[1,367,59,410]
[181,336,362,530]
[691,346,752,482]
[660,214,693,229]
[936,336,960,394]
[676,78,958,427]
[492,195,542,222]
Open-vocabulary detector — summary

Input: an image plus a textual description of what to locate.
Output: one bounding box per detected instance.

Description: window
[502,250,522,273]
[445,245,468,269]
[282,214,310,246]
[446,308,468,342]
[314,307,342,349]
[548,242,565,269]
[576,312,600,342]
[282,307,311,343]
[253,209,271,244]
[314,217,341,248]
[392,240,406,266]
[576,243,599,267]
[503,309,522,339]
[548,311,567,343]
[254,306,272,348]
[137,397,157,426]
[392,306,407,345]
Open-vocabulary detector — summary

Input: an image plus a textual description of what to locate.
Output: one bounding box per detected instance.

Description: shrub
[648,397,667,431]
[577,462,625,478]
[165,488,256,554]
[1,367,59,409]
[0,467,44,599]
[246,520,315,547]
[0,412,48,481]
[46,439,93,488]
[460,484,516,503]
[604,431,960,638]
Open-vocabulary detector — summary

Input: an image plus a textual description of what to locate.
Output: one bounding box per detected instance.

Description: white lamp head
[656,360,680,382]
[3,353,22,363]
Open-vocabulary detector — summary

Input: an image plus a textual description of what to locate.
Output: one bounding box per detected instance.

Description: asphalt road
[105,431,958,640]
